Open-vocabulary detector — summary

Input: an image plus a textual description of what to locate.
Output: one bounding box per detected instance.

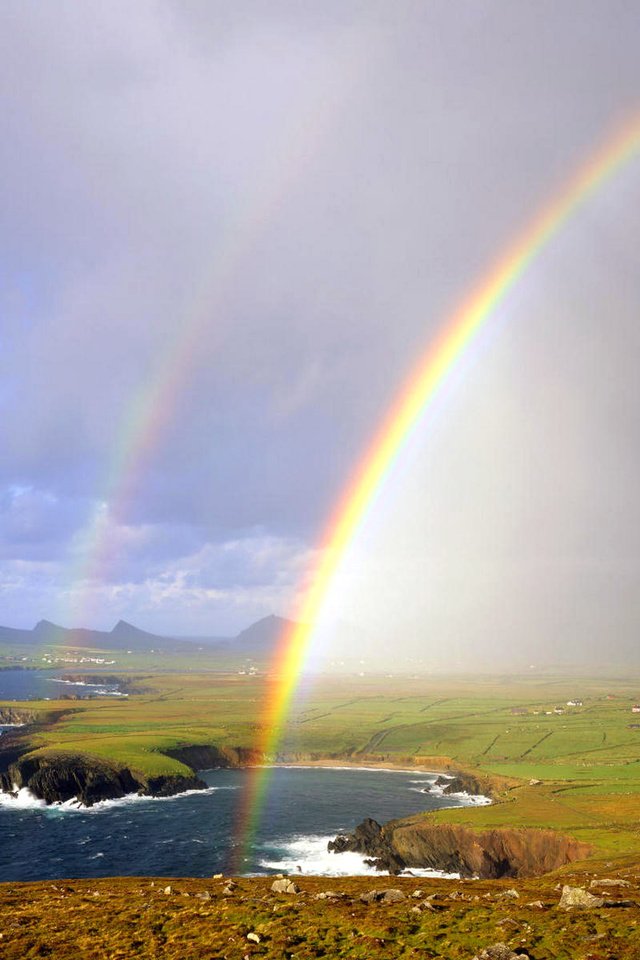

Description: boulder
[381,888,405,903]
[558,885,605,910]
[360,890,382,903]
[496,888,520,900]
[271,879,299,895]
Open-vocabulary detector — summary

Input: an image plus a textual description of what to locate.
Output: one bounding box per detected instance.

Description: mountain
[0,615,295,657]
[234,614,296,652]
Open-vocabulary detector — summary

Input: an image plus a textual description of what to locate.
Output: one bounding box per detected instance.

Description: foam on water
[0,785,220,814]
[47,679,126,697]
[0,787,48,810]
[256,833,459,879]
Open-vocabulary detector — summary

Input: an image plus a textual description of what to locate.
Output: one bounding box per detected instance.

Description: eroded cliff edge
[0,730,262,806]
[329,816,591,878]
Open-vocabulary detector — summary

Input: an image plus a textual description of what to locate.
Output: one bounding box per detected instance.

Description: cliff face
[164,744,262,770]
[0,753,207,806]
[0,739,262,806]
[0,707,39,725]
[329,818,591,878]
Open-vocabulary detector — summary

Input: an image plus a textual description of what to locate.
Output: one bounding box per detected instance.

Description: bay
[0,765,488,881]
[0,668,123,700]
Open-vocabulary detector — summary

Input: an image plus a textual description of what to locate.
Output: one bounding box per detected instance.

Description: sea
[0,668,124,700]
[0,760,489,883]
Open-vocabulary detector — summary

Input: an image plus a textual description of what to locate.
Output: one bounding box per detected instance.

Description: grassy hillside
[2,871,640,960]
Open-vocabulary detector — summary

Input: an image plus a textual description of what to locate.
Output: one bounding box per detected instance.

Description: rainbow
[232,114,640,869]
[60,38,372,628]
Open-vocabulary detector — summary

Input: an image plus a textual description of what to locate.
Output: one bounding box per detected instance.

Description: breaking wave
[256,833,458,878]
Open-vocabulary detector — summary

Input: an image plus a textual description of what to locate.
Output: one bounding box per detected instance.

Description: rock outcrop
[329,817,591,878]
[0,752,207,806]
[329,818,407,874]
[0,734,264,806]
[433,771,489,796]
[164,744,262,770]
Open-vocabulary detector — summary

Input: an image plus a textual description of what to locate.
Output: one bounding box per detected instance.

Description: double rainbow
[233,114,640,868]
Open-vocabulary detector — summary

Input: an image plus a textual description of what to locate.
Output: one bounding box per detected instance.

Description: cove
[0,765,485,882]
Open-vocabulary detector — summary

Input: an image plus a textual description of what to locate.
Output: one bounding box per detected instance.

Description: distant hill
[234,614,296,652]
[0,614,295,657]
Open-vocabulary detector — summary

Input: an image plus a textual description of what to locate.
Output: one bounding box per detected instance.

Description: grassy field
[3,669,640,865]
[3,871,640,960]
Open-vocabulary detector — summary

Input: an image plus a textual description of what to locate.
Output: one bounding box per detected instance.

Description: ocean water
[0,765,488,882]
[0,668,123,700]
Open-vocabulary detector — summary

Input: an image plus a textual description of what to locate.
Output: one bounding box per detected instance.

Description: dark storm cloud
[1,1,639,651]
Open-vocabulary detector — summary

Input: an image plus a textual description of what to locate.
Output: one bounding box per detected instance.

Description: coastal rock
[433,771,489,796]
[328,818,407,875]
[330,818,591,879]
[0,752,207,806]
[142,773,207,797]
[164,744,262,770]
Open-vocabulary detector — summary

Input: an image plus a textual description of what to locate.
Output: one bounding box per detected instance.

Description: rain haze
[1,1,640,670]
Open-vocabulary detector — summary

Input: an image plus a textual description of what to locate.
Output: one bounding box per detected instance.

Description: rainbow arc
[232,114,640,869]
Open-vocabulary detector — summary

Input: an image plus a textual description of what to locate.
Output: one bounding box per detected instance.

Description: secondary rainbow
[60,37,372,628]
[232,113,640,867]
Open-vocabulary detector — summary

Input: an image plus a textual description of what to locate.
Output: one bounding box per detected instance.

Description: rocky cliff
[0,752,207,806]
[0,737,263,806]
[329,817,591,878]
[164,743,262,770]
[433,771,492,796]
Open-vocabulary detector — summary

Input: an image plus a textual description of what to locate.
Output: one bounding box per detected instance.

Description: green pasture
[3,669,640,861]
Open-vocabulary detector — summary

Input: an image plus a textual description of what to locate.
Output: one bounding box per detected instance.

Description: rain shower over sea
[0,764,488,883]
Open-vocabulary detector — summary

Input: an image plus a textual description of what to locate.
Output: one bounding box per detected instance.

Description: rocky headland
[0,725,263,806]
[329,816,591,878]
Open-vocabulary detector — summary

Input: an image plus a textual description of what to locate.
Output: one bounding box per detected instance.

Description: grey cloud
[1,1,639,656]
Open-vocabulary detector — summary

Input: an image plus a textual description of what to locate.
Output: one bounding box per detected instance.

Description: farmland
[3,670,640,863]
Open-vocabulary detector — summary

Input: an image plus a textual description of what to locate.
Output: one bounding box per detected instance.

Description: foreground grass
[1,871,639,960]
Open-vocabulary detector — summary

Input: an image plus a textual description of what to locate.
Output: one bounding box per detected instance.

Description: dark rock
[0,752,207,806]
[328,818,407,875]
[164,744,262,771]
[433,772,487,796]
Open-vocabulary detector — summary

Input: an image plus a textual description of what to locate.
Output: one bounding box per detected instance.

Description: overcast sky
[1,1,639,665]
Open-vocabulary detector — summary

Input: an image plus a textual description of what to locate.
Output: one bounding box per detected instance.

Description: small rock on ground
[472,944,521,960]
[591,878,631,888]
[381,888,406,903]
[271,879,300,894]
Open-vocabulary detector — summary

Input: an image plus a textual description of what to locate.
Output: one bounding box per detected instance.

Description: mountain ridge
[0,613,295,655]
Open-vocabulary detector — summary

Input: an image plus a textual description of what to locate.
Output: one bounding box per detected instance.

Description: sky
[1,1,640,666]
